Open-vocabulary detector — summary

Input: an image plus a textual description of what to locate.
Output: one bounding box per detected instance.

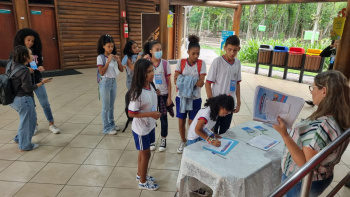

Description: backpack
[97,54,106,83]
[180,59,203,76]
[0,61,27,105]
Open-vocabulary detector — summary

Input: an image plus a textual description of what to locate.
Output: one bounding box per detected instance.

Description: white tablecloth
[176,121,284,197]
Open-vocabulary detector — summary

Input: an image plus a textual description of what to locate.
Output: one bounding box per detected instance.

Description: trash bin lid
[259,44,273,50]
[273,46,289,52]
[289,47,305,54]
[306,49,322,55]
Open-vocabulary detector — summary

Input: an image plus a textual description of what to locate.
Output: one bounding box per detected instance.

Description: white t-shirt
[153,59,171,95]
[206,56,241,104]
[175,59,207,99]
[128,87,158,136]
[187,107,217,140]
[97,55,119,78]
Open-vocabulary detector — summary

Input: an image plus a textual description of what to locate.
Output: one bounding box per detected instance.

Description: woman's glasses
[309,85,318,92]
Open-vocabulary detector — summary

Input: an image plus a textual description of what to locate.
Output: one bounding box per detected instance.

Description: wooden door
[29,6,59,70]
[0,4,17,73]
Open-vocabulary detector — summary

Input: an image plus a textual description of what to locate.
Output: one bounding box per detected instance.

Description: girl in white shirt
[128,59,161,191]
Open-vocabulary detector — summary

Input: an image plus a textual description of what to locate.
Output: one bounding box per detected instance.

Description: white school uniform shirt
[153,59,171,95]
[206,56,241,106]
[175,59,207,99]
[128,87,158,136]
[97,55,119,78]
[187,107,216,140]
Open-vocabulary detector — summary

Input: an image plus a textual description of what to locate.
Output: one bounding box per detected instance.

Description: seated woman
[273,70,350,197]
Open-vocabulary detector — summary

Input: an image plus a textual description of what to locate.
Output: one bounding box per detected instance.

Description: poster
[220,31,235,55]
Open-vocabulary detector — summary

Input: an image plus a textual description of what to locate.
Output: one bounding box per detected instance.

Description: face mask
[154,51,163,59]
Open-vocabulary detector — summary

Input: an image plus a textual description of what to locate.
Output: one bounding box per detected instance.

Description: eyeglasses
[309,85,320,92]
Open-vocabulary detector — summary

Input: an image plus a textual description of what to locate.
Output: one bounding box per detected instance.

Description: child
[128,58,161,190]
[143,41,172,152]
[122,40,142,90]
[13,28,60,134]
[174,35,206,154]
[97,34,123,135]
[174,94,235,197]
[205,35,242,135]
[0,46,52,151]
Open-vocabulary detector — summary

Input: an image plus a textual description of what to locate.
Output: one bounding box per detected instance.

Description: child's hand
[107,54,114,63]
[196,79,204,87]
[114,55,120,61]
[214,133,222,139]
[166,98,172,106]
[28,67,34,73]
[156,89,161,96]
[143,54,150,59]
[150,111,161,120]
[212,139,221,147]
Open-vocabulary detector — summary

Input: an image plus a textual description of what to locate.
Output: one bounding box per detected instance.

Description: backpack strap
[97,54,106,83]
[161,59,169,85]
[6,61,27,78]
[180,59,202,76]
[180,59,187,74]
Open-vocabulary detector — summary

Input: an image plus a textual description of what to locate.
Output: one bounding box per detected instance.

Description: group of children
[96,34,242,191]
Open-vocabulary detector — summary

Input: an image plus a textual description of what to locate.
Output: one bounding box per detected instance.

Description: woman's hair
[204,94,235,121]
[123,40,137,58]
[13,28,42,53]
[129,58,153,101]
[97,34,117,55]
[188,34,200,50]
[308,70,350,131]
[143,40,160,58]
[12,45,30,64]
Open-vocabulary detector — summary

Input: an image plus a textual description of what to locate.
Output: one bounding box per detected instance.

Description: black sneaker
[159,138,166,152]
[305,100,315,107]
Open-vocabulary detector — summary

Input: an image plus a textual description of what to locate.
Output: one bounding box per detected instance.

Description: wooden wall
[126,0,155,48]
[56,0,120,69]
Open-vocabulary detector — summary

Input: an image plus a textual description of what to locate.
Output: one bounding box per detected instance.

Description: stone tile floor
[0,65,349,197]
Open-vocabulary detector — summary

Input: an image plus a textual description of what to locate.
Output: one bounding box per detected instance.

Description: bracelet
[207,137,213,144]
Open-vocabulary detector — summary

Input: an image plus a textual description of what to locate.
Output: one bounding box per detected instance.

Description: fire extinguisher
[123,23,129,38]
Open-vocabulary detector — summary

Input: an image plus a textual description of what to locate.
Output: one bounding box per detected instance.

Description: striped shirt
[281,116,348,181]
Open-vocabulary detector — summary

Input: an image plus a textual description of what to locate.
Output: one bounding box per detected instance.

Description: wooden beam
[220,0,346,5]
[176,5,184,59]
[13,0,30,29]
[169,0,238,8]
[334,0,350,79]
[119,0,126,58]
[232,4,242,37]
[160,0,169,59]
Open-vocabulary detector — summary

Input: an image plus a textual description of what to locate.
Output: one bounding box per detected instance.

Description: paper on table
[247,135,280,151]
[203,137,239,156]
[265,100,291,125]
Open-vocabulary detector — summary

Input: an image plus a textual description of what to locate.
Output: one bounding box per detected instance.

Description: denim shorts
[187,137,202,146]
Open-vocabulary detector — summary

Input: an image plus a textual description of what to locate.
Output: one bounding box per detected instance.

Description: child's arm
[196,75,205,87]
[115,55,123,72]
[128,111,161,120]
[205,82,213,98]
[233,82,241,113]
[166,75,172,106]
[127,58,134,71]
[98,54,113,76]
[174,72,180,85]
[195,119,221,147]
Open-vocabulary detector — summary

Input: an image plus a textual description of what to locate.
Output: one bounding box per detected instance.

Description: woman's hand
[273,116,289,138]
[212,139,221,147]
[37,66,45,72]
[28,67,34,73]
[41,78,52,84]
[150,111,161,120]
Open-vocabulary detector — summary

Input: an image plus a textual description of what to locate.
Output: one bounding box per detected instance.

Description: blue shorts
[187,137,202,146]
[132,129,155,150]
[176,97,202,120]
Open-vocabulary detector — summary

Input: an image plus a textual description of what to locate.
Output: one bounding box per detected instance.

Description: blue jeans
[99,78,117,134]
[187,137,202,146]
[126,73,132,90]
[281,173,333,197]
[34,84,54,123]
[10,96,37,150]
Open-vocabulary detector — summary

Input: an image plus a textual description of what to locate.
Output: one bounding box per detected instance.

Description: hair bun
[188,35,200,43]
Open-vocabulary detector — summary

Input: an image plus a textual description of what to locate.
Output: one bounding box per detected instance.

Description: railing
[267,128,350,197]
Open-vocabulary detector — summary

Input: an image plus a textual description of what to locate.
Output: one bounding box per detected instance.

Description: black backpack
[0,61,27,105]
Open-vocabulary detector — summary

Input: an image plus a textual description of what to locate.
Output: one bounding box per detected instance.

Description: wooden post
[13,0,30,29]
[176,5,183,59]
[232,4,242,36]
[119,0,127,57]
[334,0,350,79]
[160,0,169,59]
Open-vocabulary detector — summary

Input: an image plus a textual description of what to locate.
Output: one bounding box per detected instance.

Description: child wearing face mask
[143,41,173,152]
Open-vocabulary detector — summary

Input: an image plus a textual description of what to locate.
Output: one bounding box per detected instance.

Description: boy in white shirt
[205,35,241,134]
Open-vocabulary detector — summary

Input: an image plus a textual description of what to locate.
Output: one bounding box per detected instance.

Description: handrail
[267,128,350,197]
[326,172,350,197]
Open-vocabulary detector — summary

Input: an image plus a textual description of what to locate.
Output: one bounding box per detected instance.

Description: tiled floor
[0,65,349,197]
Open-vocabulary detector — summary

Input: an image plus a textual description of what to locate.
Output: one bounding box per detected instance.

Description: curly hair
[204,94,235,121]
[97,34,117,55]
[308,70,350,131]
[12,45,30,64]
[13,28,42,53]
[143,40,160,58]
[188,34,200,50]
[129,58,153,101]
[123,40,137,58]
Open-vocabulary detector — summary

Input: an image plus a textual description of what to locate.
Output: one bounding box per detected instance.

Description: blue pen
[212,152,226,159]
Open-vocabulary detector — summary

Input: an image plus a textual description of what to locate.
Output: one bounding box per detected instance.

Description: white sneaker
[138,180,159,191]
[177,141,186,154]
[150,143,156,151]
[33,124,39,136]
[108,130,117,135]
[49,124,60,134]
[159,138,166,152]
[114,125,120,131]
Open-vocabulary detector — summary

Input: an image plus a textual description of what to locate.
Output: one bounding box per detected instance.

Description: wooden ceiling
[176,0,347,6]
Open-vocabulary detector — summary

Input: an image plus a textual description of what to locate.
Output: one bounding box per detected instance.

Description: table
[176,121,284,197]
